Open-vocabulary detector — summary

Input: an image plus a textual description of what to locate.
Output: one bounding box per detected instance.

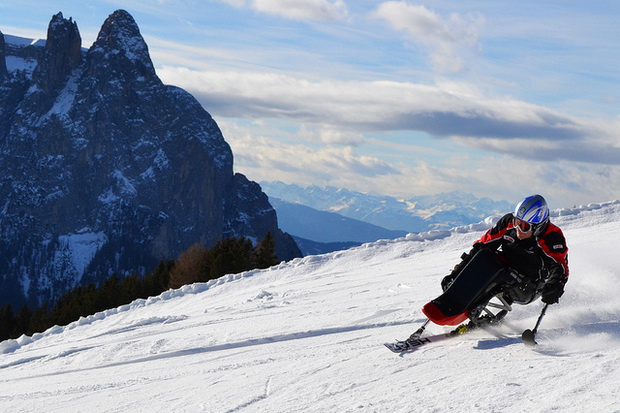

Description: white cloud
[217,0,349,21]
[298,125,365,146]
[373,1,484,72]
[251,0,348,21]
[218,0,247,7]
[220,123,397,185]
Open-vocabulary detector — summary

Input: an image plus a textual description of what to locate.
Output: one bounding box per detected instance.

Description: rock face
[0,11,300,308]
[0,31,7,79]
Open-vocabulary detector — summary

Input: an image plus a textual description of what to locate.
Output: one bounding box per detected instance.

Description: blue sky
[2,0,620,208]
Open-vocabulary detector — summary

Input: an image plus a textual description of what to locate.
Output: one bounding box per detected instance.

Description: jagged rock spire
[33,12,82,93]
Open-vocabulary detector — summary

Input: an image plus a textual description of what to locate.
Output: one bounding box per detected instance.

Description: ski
[385,297,513,354]
[384,324,469,353]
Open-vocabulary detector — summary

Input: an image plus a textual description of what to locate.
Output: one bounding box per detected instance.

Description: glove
[541,279,564,304]
[441,273,455,291]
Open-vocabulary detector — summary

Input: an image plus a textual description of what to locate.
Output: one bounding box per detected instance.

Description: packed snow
[0,201,619,412]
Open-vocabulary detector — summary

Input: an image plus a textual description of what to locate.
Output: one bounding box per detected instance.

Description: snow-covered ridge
[3,34,47,48]
[395,199,619,243]
[2,199,616,356]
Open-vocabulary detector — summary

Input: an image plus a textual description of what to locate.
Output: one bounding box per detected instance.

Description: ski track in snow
[0,201,619,412]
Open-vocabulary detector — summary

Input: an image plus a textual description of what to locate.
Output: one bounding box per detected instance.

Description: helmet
[514,195,549,236]
[514,194,549,223]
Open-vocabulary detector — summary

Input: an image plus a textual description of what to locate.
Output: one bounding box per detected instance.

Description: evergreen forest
[0,233,280,342]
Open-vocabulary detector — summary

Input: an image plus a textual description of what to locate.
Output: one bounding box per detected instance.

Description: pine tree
[13,305,32,338]
[0,304,16,341]
[254,232,279,269]
[96,274,122,310]
[207,237,254,279]
[27,303,50,337]
[120,274,143,303]
[147,260,174,295]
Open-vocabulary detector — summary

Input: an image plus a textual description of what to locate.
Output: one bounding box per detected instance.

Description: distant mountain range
[268,198,407,243]
[268,197,406,255]
[261,182,513,254]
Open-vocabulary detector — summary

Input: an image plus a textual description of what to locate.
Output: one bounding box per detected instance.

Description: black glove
[441,273,454,291]
[541,279,564,304]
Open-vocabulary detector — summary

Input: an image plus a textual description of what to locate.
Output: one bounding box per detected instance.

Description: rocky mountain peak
[33,12,82,94]
[88,9,155,78]
[0,11,300,309]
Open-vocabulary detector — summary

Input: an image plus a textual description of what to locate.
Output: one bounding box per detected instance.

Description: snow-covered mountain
[0,11,300,309]
[268,197,408,255]
[261,181,514,233]
[269,197,406,242]
[1,200,618,412]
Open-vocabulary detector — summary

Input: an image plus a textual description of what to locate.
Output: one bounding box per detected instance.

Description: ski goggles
[513,217,533,233]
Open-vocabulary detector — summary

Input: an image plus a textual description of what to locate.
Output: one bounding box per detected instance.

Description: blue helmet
[514,195,549,236]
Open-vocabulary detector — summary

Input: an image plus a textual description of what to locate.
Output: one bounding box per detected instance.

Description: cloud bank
[158,67,619,165]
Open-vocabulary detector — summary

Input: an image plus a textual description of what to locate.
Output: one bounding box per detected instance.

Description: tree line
[0,233,279,342]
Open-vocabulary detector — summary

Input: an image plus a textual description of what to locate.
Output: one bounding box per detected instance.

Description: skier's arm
[476,213,513,250]
[537,225,569,304]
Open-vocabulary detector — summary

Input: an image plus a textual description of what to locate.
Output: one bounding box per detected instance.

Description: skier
[435,194,569,325]
[386,195,569,352]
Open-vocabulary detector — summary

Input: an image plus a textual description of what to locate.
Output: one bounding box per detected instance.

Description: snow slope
[1,201,619,412]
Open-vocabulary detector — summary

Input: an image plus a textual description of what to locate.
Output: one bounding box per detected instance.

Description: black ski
[384,324,469,353]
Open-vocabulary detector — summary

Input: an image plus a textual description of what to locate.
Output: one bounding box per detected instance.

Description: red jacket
[476,213,569,285]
